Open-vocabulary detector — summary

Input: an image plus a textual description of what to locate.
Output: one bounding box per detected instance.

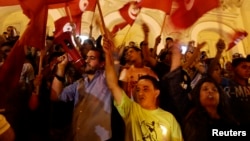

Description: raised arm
[50,54,68,101]
[140,23,157,67]
[152,35,161,59]
[182,42,206,70]
[102,37,123,105]
[207,39,225,80]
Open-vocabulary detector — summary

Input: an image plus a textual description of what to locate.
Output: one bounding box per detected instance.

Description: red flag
[18,0,48,49]
[54,15,82,38]
[0,0,48,103]
[170,0,219,29]
[0,41,25,95]
[111,1,141,34]
[0,0,19,6]
[53,0,97,36]
[227,30,248,51]
[138,0,172,14]
[48,0,73,8]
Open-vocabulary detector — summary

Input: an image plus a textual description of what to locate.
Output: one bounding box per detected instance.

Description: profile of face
[84,50,104,74]
[199,82,220,108]
[134,79,159,110]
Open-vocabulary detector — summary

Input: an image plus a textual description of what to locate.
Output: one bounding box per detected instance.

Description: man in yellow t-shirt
[103,37,183,141]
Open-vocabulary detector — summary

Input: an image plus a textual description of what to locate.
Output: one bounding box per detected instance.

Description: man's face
[165,39,173,49]
[234,62,250,80]
[126,48,141,62]
[134,79,159,110]
[84,50,104,74]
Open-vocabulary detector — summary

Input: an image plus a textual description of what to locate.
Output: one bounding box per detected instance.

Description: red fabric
[170,0,219,29]
[138,0,172,14]
[0,0,48,102]
[19,0,48,49]
[111,2,140,34]
[227,30,248,51]
[48,0,72,8]
[0,0,19,6]
[53,0,97,37]
[0,41,25,97]
[0,0,71,6]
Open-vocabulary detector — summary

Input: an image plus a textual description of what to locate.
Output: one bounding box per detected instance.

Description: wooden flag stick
[96,0,108,37]
[66,6,73,22]
[160,13,167,35]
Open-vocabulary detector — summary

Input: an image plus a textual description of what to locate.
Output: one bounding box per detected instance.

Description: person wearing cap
[0,114,15,141]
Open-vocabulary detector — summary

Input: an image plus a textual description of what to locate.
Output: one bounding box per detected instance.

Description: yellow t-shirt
[115,92,183,141]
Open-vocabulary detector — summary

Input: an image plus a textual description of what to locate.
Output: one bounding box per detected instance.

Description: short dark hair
[166,37,173,41]
[89,47,105,62]
[138,75,159,90]
[232,57,247,68]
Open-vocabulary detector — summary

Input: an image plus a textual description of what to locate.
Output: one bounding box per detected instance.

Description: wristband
[55,74,65,83]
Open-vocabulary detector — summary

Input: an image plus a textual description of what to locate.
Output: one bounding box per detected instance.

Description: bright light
[160,124,167,136]
[181,45,187,54]
[78,35,89,44]
[160,124,168,141]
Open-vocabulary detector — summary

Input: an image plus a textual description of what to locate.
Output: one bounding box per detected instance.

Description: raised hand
[216,39,225,53]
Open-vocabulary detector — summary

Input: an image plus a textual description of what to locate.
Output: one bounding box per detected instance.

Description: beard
[84,64,98,74]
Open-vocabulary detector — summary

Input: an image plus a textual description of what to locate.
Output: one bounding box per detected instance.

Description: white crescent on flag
[79,0,89,12]
[63,22,73,32]
[184,0,195,11]
[128,3,140,20]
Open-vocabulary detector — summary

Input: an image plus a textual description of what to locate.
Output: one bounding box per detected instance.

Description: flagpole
[96,0,108,37]
[89,3,97,39]
[121,26,132,46]
[66,6,73,22]
[160,13,167,35]
[66,5,81,48]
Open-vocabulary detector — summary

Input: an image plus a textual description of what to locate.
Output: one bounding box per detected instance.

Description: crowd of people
[0,23,250,141]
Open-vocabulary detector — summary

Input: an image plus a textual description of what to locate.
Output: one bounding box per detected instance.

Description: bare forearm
[50,66,65,101]
[105,50,123,105]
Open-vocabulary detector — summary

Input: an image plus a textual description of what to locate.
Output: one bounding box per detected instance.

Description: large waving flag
[0,0,19,6]
[111,1,141,34]
[19,0,48,49]
[0,0,68,109]
[0,0,47,109]
[0,0,72,6]
[227,30,248,51]
[53,0,97,37]
[170,0,220,29]
[138,0,172,14]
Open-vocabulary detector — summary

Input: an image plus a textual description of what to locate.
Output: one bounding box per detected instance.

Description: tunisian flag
[170,0,220,29]
[111,1,141,34]
[227,30,248,51]
[0,0,72,6]
[0,0,19,6]
[53,0,97,37]
[138,0,172,14]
